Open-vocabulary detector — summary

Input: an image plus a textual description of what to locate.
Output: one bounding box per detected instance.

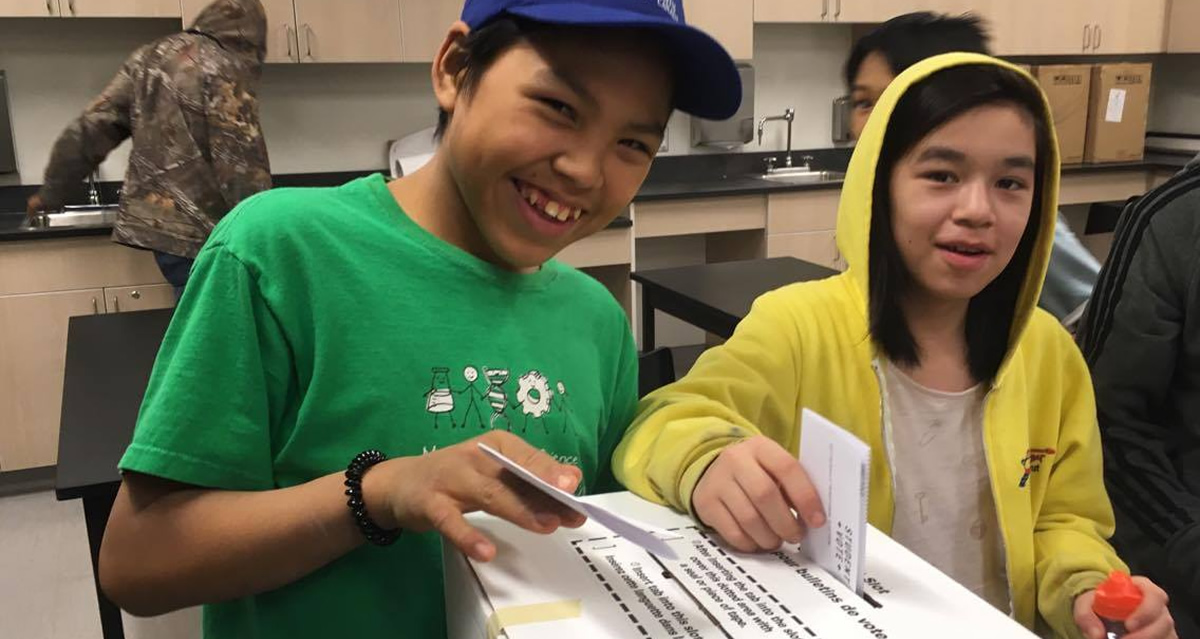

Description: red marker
[1092,571,1143,638]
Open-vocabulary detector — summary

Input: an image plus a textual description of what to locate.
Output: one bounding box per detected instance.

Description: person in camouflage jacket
[28,0,271,287]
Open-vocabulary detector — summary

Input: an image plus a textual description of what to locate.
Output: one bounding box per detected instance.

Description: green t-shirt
[119,174,639,638]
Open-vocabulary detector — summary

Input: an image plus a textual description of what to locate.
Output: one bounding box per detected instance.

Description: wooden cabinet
[294,0,403,63]
[834,0,928,23]
[767,231,844,270]
[182,0,297,63]
[1166,0,1200,52]
[0,289,104,472]
[765,191,844,271]
[104,283,176,313]
[1095,0,1167,54]
[0,238,173,472]
[982,0,1166,55]
[185,0,403,63]
[754,0,825,23]
[64,0,179,17]
[400,0,462,62]
[687,0,753,60]
[980,0,1089,55]
[755,0,944,24]
[0,0,59,16]
[0,0,178,17]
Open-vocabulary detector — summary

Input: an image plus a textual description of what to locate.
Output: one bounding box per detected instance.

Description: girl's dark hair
[434,17,542,140]
[868,64,1050,385]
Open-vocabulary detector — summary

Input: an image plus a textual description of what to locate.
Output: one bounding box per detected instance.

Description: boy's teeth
[518,181,584,223]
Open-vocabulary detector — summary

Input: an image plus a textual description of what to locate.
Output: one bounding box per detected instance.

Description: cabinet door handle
[130,290,141,300]
[834,0,841,19]
[283,24,293,60]
[1083,24,1092,52]
[111,297,119,312]
[91,297,99,314]
[70,0,76,15]
[820,0,828,20]
[304,24,314,60]
[1094,24,1102,51]
[46,0,54,15]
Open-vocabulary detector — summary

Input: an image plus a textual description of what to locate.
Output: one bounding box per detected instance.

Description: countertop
[3,151,1188,242]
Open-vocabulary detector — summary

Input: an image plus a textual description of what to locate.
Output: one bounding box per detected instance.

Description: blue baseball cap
[461,0,742,121]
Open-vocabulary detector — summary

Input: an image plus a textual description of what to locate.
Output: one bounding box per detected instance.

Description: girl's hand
[691,435,825,552]
[364,430,586,562]
[1074,577,1177,639]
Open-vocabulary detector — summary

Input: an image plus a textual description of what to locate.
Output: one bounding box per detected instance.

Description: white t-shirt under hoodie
[883,361,1012,613]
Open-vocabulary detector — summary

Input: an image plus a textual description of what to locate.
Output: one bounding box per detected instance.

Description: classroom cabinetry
[399,0,462,62]
[688,0,754,60]
[0,239,173,472]
[765,190,845,271]
[0,0,178,17]
[1165,0,1200,52]
[0,289,104,473]
[981,0,1165,55]
[754,0,956,24]
[182,0,403,63]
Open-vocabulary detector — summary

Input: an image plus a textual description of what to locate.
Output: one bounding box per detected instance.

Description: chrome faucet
[86,171,102,206]
[757,108,795,169]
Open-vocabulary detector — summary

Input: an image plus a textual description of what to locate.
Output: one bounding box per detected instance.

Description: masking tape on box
[485,599,582,639]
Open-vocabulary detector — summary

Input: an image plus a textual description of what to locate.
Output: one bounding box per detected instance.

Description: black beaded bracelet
[344,450,401,546]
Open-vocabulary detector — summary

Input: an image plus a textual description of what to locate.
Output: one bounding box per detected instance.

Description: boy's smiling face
[437,25,673,271]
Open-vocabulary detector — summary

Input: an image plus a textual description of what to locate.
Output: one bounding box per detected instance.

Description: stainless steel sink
[758,168,846,185]
[25,205,118,229]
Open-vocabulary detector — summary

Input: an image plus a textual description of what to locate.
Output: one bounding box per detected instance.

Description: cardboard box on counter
[445,491,1036,639]
[1085,63,1152,163]
[1034,65,1092,165]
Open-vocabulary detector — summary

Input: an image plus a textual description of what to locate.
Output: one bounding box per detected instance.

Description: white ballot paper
[798,408,871,595]
[478,443,680,560]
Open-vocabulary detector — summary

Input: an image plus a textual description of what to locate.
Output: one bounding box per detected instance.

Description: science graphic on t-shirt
[424,365,574,433]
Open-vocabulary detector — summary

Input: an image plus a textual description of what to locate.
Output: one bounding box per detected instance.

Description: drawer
[556,227,632,268]
[0,237,166,296]
[634,195,767,238]
[767,190,841,234]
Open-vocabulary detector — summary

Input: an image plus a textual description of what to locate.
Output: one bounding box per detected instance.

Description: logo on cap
[656,0,680,22]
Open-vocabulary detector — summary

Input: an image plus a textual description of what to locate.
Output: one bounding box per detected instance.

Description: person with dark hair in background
[844,11,1102,327]
[1076,152,1200,639]
[615,54,1177,639]
[27,0,272,296]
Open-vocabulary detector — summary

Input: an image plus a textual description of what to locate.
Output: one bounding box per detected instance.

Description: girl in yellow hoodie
[613,54,1176,639]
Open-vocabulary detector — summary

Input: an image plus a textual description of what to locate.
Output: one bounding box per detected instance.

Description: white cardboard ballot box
[444,491,1035,639]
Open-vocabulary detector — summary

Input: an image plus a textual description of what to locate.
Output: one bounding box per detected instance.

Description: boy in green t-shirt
[97,1,742,637]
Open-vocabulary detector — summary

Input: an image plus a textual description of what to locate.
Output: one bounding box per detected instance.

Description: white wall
[1149,54,1200,135]
[0,18,176,183]
[0,17,436,183]
[663,23,853,156]
[0,19,850,183]
[7,18,1195,186]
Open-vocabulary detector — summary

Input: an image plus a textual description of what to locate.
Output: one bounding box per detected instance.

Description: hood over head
[189,0,268,65]
[835,52,1061,375]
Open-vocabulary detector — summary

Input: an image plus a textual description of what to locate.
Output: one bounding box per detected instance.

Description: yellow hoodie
[613,53,1125,638]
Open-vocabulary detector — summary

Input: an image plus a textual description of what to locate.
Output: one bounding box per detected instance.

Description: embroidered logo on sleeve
[1018,448,1057,488]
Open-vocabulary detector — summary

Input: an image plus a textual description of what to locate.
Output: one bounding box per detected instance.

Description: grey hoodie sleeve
[1038,212,1101,321]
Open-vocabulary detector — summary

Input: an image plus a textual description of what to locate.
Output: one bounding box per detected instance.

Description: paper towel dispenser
[690,64,754,150]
